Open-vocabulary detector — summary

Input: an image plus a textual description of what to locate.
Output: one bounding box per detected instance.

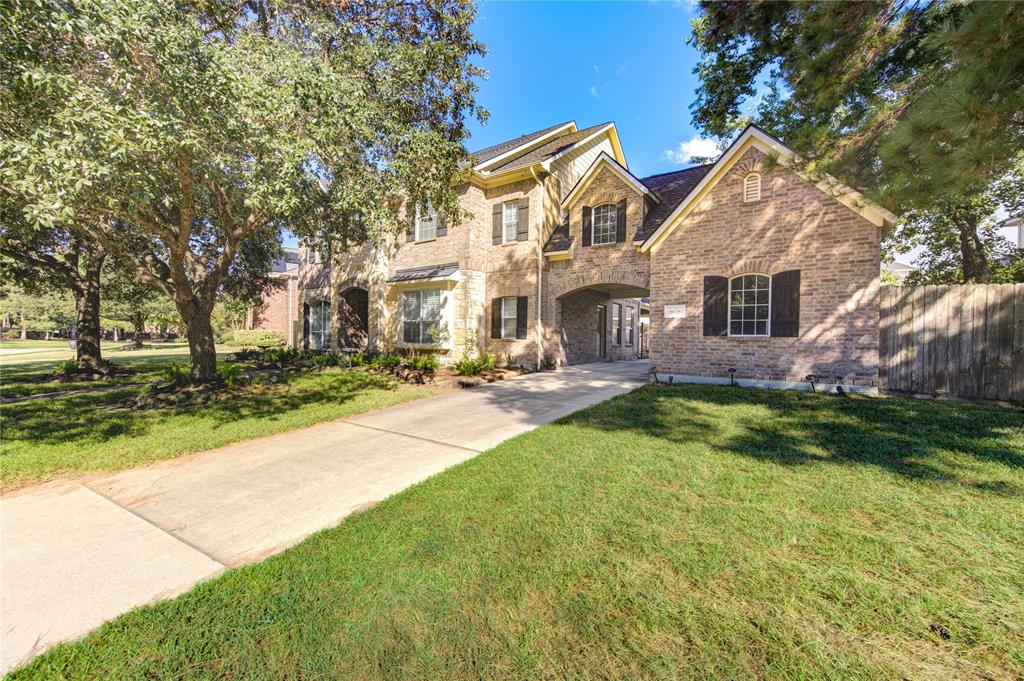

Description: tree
[102,263,178,346]
[688,0,1024,281]
[0,208,107,366]
[1,0,485,381]
[0,282,76,340]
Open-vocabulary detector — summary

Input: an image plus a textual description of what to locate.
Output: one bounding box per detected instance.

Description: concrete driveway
[0,360,648,672]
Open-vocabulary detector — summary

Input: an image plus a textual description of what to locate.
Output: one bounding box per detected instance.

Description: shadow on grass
[565,384,1024,495]
[0,370,401,448]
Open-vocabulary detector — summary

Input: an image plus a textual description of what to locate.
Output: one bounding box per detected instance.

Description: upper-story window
[593,203,617,245]
[416,202,438,241]
[729,274,770,336]
[503,201,518,243]
[743,173,761,203]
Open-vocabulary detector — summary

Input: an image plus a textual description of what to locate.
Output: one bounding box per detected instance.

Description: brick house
[245,247,300,347]
[297,122,896,390]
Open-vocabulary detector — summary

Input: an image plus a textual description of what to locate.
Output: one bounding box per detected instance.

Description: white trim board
[561,152,658,210]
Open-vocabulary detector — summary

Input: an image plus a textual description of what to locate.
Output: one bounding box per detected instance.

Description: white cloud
[589,85,600,98]
[663,137,719,164]
[592,64,600,75]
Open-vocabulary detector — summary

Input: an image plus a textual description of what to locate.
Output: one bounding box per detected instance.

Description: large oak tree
[1,0,485,380]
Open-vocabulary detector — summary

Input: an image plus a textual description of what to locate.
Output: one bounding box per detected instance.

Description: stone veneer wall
[649,147,881,385]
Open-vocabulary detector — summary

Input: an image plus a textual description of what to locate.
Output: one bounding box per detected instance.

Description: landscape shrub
[161,363,190,387]
[369,353,401,371]
[56,359,78,375]
[228,330,285,349]
[409,353,439,373]
[217,364,242,388]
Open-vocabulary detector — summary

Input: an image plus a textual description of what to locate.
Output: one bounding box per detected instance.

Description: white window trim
[743,172,761,203]
[415,203,438,242]
[727,273,771,337]
[500,296,518,340]
[502,201,519,244]
[307,300,331,350]
[401,287,444,346]
[625,307,635,346]
[592,203,617,245]
[611,303,621,346]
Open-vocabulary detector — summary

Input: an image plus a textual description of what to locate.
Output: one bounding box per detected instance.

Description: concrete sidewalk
[0,360,647,672]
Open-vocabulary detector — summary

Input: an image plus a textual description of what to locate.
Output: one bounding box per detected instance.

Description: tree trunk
[74,282,103,369]
[112,327,119,342]
[957,218,992,283]
[19,308,26,340]
[180,299,218,382]
[132,311,146,348]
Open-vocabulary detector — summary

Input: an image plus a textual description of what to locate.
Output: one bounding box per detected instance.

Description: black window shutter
[702,276,728,336]
[407,211,415,242]
[516,296,528,339]
[492,204,503,245]
[302,303,310,348]
[517,197,529,241]
[770,270,800,337]
[582,206,592,246]
[491,298,502,339]
[615,198,627,243]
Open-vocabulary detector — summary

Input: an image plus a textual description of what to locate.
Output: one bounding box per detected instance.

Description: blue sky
[466,1,709,178]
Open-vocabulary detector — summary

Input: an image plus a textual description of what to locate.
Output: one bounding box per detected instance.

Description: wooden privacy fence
[879,284,1024,403]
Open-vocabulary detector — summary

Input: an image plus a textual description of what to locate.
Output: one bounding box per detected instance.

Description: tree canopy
[689,0,1024,211]
[1,0,486,379]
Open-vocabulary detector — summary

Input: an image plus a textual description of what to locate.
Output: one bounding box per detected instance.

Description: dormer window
[592,203,617,245]
[743,173,761,203]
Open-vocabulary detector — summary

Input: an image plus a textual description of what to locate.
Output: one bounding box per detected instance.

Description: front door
[597,305,607,358]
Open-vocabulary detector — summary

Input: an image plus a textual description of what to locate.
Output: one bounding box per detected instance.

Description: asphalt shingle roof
[468,121,573,167]
[486,122,612,173]
[543,221,573,254]
[634,165,715,242]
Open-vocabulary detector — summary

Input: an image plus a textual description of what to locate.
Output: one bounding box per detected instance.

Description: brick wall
[249,275,298,346]
[649,148,881,385]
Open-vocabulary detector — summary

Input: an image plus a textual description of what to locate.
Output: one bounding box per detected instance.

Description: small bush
[228,330,285,349]
[370,353,401,371]
[481,352,496,371]
[453,356,481,376]
[310,353,341,368]
[409,353,439,373]
[350,353,367,367]
[162,362,190,387]
[217,364,242,388]
[56,358,78,375]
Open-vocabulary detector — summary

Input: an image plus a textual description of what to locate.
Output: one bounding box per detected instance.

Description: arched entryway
[338,287,369,351]
[553,279,649,366]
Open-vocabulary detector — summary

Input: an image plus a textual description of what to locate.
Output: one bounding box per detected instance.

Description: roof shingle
[634,165,715,242]
[468,121,573,167]
[486,122,612,173]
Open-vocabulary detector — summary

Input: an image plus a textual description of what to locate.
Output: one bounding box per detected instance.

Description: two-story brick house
[297,122,896,390]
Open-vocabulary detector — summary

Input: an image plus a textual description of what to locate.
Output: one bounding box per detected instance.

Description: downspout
[531,166,544,370]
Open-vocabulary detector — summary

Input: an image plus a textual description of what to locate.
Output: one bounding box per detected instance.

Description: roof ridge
[469,121,574,157]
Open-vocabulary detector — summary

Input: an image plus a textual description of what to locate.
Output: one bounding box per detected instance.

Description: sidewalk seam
[77,483,227,568]
[340,420,482,454]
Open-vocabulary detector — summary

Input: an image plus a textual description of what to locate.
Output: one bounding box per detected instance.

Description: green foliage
[408,353,439,373]
[349,353,367,367]
[0,282,76,338]
[161,363,190,388]
[690,1,1024,210]
[56,358,77,375]
[216,363,242,388]
[1,0,485,381]
[228,329,285,349]
[310,353,341,368]
[369,353,401,371]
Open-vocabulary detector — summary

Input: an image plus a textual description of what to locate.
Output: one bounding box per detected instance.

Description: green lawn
[1,369,435,490]
[10,385,1022,680]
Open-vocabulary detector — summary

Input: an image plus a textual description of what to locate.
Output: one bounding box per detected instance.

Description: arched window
[592,203,617,245]
[728,274,770,336]
[306,300,331,350]
[743,172,761,203]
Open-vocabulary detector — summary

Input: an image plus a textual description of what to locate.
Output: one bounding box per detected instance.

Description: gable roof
[487,122,614,173]
[638,125,899,253]
[468,121,574,167]
[543,220,573,254]
[562,151,658,210]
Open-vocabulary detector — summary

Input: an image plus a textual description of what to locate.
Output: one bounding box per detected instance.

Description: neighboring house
[246,246,300,346]
[882,260,918,282]
[298,122,896,389]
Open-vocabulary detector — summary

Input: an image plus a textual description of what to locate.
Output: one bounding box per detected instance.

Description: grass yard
[0,342,215,398]
[0,369,436,490]
[10,385,1022,680]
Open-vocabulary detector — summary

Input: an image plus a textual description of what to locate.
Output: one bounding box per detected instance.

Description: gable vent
[743,172,761,203]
